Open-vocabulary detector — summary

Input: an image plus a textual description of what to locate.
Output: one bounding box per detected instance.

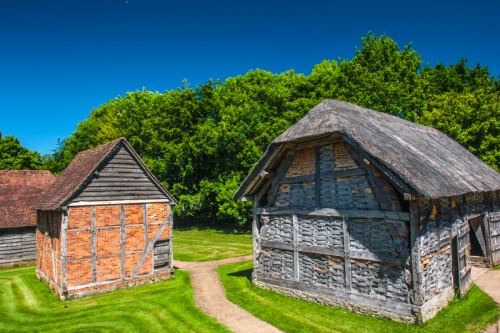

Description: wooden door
[455,223,472,297]
[488,212,500,266]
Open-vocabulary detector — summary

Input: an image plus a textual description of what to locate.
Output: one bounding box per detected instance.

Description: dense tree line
[43,33,500,226]
[0,133,43,170]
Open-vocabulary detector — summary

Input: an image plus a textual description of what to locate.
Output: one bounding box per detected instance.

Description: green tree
[333,33,424,119]
[0,133,43,170]
[420,87,500,171]
[43,32,500,225]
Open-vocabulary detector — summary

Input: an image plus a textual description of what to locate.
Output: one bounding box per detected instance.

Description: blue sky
[1,0,499,155]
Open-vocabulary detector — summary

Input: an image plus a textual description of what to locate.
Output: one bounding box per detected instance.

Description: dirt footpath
[175,259,499,333]
[472,267,500,333]
[174,255,283,333]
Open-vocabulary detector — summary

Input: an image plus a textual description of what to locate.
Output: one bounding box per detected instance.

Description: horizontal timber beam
[257,207,410,220]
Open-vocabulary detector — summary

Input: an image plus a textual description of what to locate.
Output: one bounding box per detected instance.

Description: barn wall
[63,202,172,299]
[415,198,457,321]
[0,226,36,268]
[73,145,166,203]
[36,211,63,293]
[254,141,415,322]
[418,199,454,303]
[273,143,384,210]
[36,202,172,300]
[490,191,500,265]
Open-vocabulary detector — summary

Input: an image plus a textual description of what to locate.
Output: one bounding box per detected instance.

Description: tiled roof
[0,170,56,228]
[38,137,176,210]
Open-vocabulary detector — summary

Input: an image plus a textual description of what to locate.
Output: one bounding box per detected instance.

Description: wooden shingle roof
[38,137,176,210]
[234,100,500,200]
[0,170,56,228]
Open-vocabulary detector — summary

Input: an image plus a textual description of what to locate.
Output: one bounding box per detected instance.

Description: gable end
[70,144,169,204]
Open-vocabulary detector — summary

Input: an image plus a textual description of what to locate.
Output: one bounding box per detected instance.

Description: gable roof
[38,137,176,210]
[234,99,500,200]
[0,170,56,228]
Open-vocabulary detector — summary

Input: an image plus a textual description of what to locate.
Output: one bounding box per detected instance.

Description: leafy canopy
[0,133,43,170]
[44,33,500,225]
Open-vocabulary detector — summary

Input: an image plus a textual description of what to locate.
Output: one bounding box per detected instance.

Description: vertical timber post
[315,146,321,208]
[343,215,351,292]
[91,206,97,283]
[293,214,299,282]
[409,200,423,306]
[143,204,148,249]
[252,197,259,274]
[120,204,126,279]
[168,203,174,270]
[61,209,68,294]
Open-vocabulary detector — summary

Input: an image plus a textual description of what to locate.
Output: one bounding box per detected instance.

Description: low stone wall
[253,279,417,323]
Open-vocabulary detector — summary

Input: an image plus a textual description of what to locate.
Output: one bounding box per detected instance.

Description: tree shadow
[174,225,251,235]
[228,268,253,282]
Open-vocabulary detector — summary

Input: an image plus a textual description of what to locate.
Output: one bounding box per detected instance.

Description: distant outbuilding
[0,170,56,268]
[37,137,177,299]
[234,100,500,322]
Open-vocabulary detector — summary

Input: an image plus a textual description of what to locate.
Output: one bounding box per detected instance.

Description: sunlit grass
[173,227,252,261]
[0,265,231,333]
[219,260,499,333]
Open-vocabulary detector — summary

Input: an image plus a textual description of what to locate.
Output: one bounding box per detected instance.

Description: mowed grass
[0,265,231,333]
[173,227,252,261]
[219,261,500,333]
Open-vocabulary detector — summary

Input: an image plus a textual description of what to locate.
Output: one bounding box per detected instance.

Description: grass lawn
[0,265,231,333]
[219,260,500,333]
[173,227,252,261]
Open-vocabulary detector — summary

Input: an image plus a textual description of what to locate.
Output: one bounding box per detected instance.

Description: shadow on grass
[228,268,253,282]
[174,225,251,235]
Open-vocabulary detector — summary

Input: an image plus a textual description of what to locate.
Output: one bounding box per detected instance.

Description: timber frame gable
[36,138,176,300]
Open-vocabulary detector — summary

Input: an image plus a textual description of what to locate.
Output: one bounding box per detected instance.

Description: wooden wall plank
[73,145,168,203]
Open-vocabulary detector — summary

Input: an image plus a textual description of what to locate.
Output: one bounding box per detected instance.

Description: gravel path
[175,258,499,333]
[174,255,283,333]
[472,266,500,333]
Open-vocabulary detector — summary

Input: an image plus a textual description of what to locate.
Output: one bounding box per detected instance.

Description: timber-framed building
[0,170,56,268]
[234,100,500,322]
[37,137,176,299]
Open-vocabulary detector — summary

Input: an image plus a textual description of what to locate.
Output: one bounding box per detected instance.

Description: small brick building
[0,170,56,268]
[234,100,500,322]
[36,137,177,299]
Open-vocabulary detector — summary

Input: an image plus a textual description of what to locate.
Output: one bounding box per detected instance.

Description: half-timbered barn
[36,137,177,299]
[234,100,500,323]
[0,170,56,268]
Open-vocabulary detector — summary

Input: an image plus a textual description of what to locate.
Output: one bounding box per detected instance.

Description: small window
[153,239,170,271]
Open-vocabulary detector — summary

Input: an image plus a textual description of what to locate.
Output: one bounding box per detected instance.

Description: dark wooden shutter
[153,239,170,271]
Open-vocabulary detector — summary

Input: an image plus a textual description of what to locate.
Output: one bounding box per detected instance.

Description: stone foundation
[419,286,454,323]
[253,279,418,323]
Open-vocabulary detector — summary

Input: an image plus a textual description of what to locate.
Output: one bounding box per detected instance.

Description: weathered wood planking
[0,227,37,264]
[489,212,500,265]
[74,146,167,202]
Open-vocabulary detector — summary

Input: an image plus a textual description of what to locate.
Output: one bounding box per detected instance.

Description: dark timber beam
[91,206,97,283]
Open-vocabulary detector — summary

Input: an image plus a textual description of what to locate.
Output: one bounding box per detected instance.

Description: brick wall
[37,202,172,299]
[64,202,171,297]
[36,211,63,292]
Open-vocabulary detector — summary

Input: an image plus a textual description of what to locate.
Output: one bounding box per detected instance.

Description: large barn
[37,137,177,299]
[234,100,500,323]
[0,170,56,268]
